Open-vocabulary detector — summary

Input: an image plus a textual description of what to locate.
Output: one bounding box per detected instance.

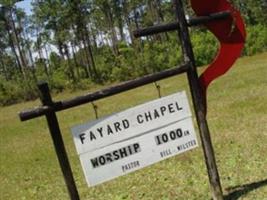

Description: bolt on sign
[71,91,198,186]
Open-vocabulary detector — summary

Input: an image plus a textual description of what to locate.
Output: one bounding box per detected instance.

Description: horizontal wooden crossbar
[19,63,189,121]
[133,11,231,38]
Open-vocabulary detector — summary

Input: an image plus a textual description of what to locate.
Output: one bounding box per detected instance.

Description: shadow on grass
[224,179,267,200]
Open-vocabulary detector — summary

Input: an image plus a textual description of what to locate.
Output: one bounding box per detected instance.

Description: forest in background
[0,0,267,106]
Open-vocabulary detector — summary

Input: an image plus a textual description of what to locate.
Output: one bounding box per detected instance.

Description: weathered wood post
[37,82,80,200]
[173,0,224,199]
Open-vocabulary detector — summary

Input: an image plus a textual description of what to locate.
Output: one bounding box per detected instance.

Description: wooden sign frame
[19,0,229,199]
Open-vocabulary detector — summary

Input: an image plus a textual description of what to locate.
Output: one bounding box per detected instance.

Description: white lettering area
[71,91,198,186]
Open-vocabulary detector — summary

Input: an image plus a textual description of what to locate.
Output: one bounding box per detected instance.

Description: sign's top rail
[19,64,189,121]
[133,11,231,38]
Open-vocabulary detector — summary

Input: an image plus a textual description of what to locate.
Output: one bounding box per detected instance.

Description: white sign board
[71,91,198,186]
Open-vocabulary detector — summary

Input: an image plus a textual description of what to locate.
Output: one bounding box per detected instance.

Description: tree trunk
[71,41,80,79]
[3,8,24,77]
[27,44,38,82]
[102,3,119,56]
[122,1,134,44]
[44,44,51,74]
[20,21,37,81]
[82,36,93,78]
[147,0,163,42]
[36,33,49,77]
[6,25,23,75]
[91,30,98,49]
[78,41,90,78]
[155,0,164,22]
[155,0,169,41]
[133,7,144,52]
[63,44,76,83]
[117,15,125,41]
[9,9,28,74]
[0,56,8,81]
[57,39,65,59]
[133,8,140,31]
[84,27,98,79]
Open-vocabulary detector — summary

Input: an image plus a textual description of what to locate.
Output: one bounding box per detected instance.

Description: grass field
[0,53,267,200]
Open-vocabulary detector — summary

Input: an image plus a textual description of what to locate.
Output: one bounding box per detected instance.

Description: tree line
[0,0,267,105]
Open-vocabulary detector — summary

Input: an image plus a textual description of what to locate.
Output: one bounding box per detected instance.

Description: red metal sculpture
[190,0,246,114]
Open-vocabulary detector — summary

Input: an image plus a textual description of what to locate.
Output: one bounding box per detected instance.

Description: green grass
[1,53,267,200]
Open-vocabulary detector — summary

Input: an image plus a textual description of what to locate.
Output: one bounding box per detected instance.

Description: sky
[16,0,32,14]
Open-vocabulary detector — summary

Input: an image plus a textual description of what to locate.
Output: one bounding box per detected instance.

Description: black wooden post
[38,82,80,200]
[173,0,224,200]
